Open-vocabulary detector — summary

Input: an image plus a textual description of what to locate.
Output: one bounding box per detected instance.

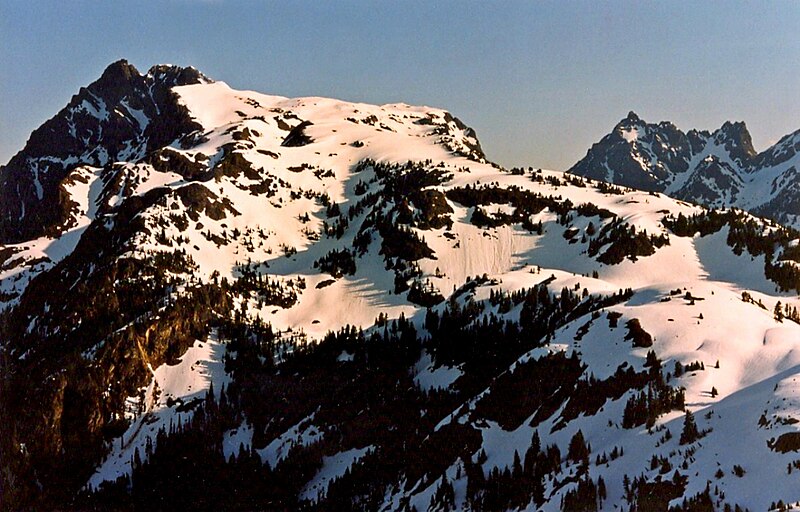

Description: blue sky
[2,1,799,169]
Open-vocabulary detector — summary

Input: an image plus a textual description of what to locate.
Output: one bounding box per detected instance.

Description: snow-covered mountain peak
[0,60,209,243]
[571,112,693,191]
[613,112,644,141]
[173,81,486,166]
[571,112,800,228]
[5,62,800,511]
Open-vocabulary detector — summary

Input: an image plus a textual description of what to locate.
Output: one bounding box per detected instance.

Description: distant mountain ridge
[569,112,800,226]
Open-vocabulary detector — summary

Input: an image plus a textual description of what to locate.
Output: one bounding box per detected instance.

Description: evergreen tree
[568,430,590,464]
[775,301,784,322]
[680,410,700,445]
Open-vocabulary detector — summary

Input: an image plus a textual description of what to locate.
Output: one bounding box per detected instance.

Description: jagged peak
[86,60,211,102]
[146,63,213,86]
[712,120,756,162]
[686,128,712,139]
[613,111,646,133]
[0,59,211,243]
[716,120,751,139]
[87,59,145,100]
[720,119,746,130]
[98,59,140,83]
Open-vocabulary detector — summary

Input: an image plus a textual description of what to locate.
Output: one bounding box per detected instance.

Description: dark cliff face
[714,121,756,168]
[0,60,208,243]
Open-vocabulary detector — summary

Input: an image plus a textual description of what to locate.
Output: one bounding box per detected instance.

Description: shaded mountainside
[4,62,800,511]
[569,112,800,228]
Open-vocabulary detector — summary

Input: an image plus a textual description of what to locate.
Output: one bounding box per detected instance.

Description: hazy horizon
[2,0,798,170]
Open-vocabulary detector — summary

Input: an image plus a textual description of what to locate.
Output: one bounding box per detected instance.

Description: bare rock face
[0,60,209,243]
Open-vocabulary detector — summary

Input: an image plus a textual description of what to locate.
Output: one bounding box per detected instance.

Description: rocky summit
[3,62,800,511]
[570,112,800,228]
[0,59,210,243]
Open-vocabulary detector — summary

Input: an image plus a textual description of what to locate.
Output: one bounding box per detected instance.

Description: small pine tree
[598,475,607,501]
[512,450,523,477]
[680,410,700,445]
[567,430,590,463]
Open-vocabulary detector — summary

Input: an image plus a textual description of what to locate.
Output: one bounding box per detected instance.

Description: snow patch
[258,413,323,468]
[413,351,463,391]
[300,446,373,502]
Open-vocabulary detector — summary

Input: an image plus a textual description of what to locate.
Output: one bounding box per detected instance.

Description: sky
[1,1,799,170]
